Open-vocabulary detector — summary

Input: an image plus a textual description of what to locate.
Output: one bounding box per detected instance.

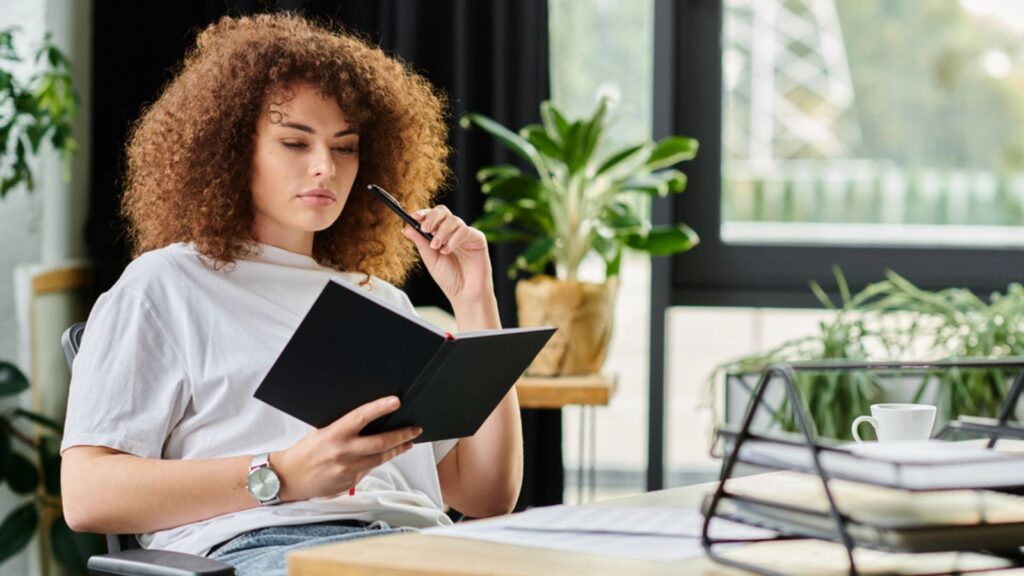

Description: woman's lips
[298,194,336,207]
[298,188,337,207]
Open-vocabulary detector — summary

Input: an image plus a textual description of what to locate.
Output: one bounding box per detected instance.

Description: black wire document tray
[702,471,1024,554]
[702,359,1024,576]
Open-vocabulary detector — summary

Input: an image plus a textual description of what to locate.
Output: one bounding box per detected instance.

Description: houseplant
[713,267,1024,441]
[461,97,699,375]
[0,27,97,574]
[1,28,78,196]
[0,363,102,573]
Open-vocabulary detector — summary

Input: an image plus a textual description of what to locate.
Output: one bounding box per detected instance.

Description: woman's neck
[252,223,315,257]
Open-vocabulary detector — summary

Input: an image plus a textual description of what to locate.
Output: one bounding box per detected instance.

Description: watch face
[247,466,280,501]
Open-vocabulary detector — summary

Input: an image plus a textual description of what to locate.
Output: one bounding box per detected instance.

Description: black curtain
[89,0,563,509]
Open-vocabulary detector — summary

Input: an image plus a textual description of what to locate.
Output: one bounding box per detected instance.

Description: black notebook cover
[254,280,556,442]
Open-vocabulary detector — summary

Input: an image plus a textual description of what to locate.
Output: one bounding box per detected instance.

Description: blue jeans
[208,520,412,576]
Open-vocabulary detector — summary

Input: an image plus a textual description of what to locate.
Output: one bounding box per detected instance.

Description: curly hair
[123,13,450,284]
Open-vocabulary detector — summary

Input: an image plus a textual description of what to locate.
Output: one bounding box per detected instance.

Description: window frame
[665,0,1024,309]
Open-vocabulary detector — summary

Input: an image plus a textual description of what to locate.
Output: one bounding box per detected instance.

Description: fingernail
[387,397,399,408]
[414,427,423,436]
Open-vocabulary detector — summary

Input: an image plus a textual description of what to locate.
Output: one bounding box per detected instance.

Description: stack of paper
[425,506,775,562]
[731,438,1024,490]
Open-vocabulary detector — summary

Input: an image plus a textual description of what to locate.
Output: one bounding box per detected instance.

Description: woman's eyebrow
[280,121,357,137]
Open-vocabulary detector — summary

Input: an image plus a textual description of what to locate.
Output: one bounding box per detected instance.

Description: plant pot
[515,275,617,376]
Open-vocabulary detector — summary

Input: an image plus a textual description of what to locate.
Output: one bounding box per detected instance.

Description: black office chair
[62,322,235,576]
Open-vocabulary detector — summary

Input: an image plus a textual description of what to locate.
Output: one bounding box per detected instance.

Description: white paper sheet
[499,505,774,538]
[424,507,775,562]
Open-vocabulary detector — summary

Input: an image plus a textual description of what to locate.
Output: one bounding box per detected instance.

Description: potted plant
[460,97,699,375]
[0,27,97,575]
[713,267,1024,441]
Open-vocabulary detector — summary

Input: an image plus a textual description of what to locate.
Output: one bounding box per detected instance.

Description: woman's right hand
[272,395,422,501]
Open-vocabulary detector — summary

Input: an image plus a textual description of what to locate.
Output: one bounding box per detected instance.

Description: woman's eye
[282,142,307,150]
[332,147,358,155]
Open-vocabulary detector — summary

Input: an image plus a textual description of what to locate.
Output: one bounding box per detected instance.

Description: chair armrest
[87,548,235,576]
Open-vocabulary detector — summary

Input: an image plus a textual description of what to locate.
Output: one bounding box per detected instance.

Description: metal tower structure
[723,0,861,175]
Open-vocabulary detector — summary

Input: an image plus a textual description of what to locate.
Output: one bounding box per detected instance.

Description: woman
[60,13,522,576]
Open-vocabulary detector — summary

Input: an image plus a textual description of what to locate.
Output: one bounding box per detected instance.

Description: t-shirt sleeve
[61,289,191,459]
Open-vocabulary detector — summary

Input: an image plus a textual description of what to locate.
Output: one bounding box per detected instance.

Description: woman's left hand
[403,205,495,306]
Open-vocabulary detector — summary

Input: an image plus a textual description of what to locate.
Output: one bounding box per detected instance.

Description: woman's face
[250,82,359,254]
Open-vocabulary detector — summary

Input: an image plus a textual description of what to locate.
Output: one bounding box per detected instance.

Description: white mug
[851,403,936,443]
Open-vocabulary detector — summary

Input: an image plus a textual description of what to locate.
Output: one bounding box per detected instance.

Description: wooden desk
[289,472,1022,576]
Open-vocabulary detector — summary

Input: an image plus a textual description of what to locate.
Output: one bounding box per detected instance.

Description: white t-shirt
[61,242,457,556]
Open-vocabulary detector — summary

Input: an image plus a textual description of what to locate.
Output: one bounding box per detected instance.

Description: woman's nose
[309,146,335,178]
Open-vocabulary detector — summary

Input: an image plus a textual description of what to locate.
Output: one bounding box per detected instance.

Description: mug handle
[851,416,878,443]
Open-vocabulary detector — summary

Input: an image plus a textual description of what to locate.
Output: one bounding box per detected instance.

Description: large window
[665,0,1024,307]
[723,0,1024,248]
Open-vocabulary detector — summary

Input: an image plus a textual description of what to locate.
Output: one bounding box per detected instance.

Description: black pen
[366,184,434,242]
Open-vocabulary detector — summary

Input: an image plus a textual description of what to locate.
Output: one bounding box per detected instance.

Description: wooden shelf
[515,373,617,409]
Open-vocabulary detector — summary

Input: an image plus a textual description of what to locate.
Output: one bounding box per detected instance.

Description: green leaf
[809,280,836,310]
[473,209,537,244]
[51,515,105,574]
[595,143,648,176]
[540,100,570,144]
[11,408,63,434]
[579,97,609,172]
[460,113,544,174]
[6,452,39,494]
[476,165,521,182]
[520,125,561,160]
[563,121,587,175]
[482,199,553,235]
[645,136,698,170]
[481,175,544,202]
[592,234,623,277]
[479,228,535,244]
[662,170,688,193]
[0,429,11,481]
[514,237,556,275]
[26,122,47,152]
[617,174,669,196]
[624,224,699,255]
[473,209,514,230]
[38,435,61,496]
[834,265,852,308]
[603,201,643,231]
[0,362,29,397]
[0,502,38,565]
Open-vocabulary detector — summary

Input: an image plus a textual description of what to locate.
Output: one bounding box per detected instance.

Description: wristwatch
[246,453,281,506]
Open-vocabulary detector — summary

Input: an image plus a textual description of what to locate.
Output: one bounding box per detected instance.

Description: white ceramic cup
[851,403,936,443]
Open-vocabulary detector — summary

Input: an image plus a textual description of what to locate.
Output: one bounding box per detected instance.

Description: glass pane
[548,0,655,500]
[549,0,654,147]
[722,0,1024,247]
